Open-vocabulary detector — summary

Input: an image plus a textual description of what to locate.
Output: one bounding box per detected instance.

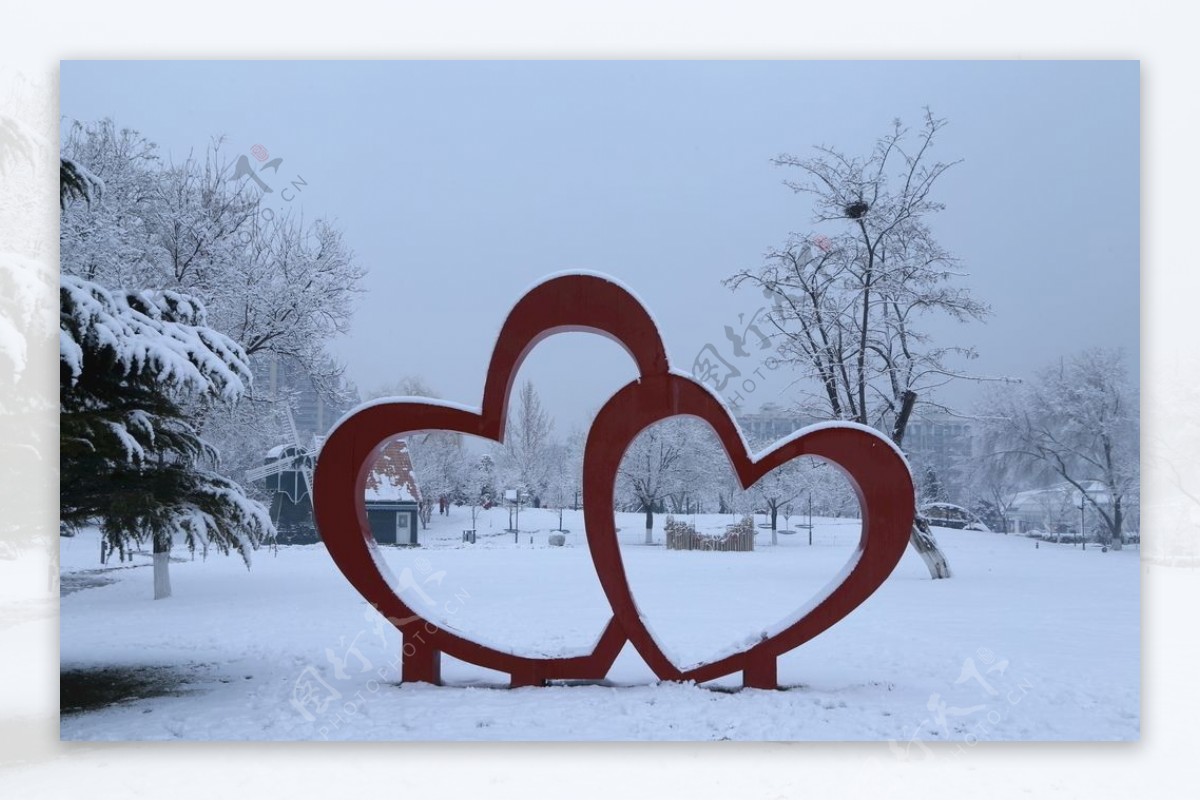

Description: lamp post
[504,488,522,543]
[1079,488,1087,551]
[808,490,814,546]
[515,491,522,543]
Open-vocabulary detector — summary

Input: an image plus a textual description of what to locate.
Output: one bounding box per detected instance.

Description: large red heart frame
[312,273,914,689]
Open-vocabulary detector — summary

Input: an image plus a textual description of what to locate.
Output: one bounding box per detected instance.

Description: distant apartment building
[735,403,820,444]
[260,354,353,442]
[902,414,974,500]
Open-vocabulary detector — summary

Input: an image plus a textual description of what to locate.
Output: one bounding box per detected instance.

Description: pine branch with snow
[60,273,275,597]
[60,156,104,208]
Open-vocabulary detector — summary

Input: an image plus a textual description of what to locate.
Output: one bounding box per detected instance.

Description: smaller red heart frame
[313,273,914,688]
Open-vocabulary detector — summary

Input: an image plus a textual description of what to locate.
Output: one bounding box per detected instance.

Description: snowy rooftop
[364,438,421,504]
[1009,480,1111,509]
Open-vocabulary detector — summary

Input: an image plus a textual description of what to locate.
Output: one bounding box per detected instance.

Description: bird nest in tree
[665,515,755,552]
[843,200,869,219]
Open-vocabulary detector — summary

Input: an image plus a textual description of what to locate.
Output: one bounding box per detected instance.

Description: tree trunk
[910,516,952,579]
[891,389,952,580]
[644,505,654,545]
[890,390,918,444]
[1111,496,1124,550]
[770,505,778,546]
[153,530,173,600]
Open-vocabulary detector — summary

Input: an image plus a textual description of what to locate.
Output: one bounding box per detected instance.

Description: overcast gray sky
[61,61,1139,430]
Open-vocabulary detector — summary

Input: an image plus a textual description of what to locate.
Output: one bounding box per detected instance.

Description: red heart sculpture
[312,273,914,688]
[582,373,914,688]
[313,274,662,686]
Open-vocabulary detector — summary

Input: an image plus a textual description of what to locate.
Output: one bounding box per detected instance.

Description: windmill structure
[246,406,325,543]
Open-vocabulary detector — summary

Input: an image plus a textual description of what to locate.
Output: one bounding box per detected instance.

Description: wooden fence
[664,515,755,552]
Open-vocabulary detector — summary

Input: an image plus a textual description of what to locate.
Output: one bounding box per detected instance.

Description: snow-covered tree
[619,420,682,544]
[59,156,103,210]
[366,375,440,402]
[802,459,857,519]
[726,111,990,578]
[60,119,365,450]
[1033,487,1077,541]
[617,417,721,544]
[407,431,467,526]
[0,251,49,398]
[745,437,806,545]
[473,452,498,507]
[664,423,727,517]
[221,213,362,397]
[59,123,359,539]
[460,452,499,532]
[976,348,1139,549]
[920,466,945,504]
[2,102,55,572]
[553,426,586,511]
[962,440,1022,534]
[60,274,275,599]
[500,380,556,504]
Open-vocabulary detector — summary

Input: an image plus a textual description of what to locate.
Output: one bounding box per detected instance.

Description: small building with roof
[365,438,423,546]
[1007,480,1110,534]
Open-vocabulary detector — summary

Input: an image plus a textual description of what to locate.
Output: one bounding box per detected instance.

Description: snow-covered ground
[58,505,1139,741]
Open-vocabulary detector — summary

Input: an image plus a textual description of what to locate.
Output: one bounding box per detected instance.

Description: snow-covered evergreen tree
[60,163,274,598]
[500,380,556,505]
[2,102,56,573]
[59,156,103,209]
